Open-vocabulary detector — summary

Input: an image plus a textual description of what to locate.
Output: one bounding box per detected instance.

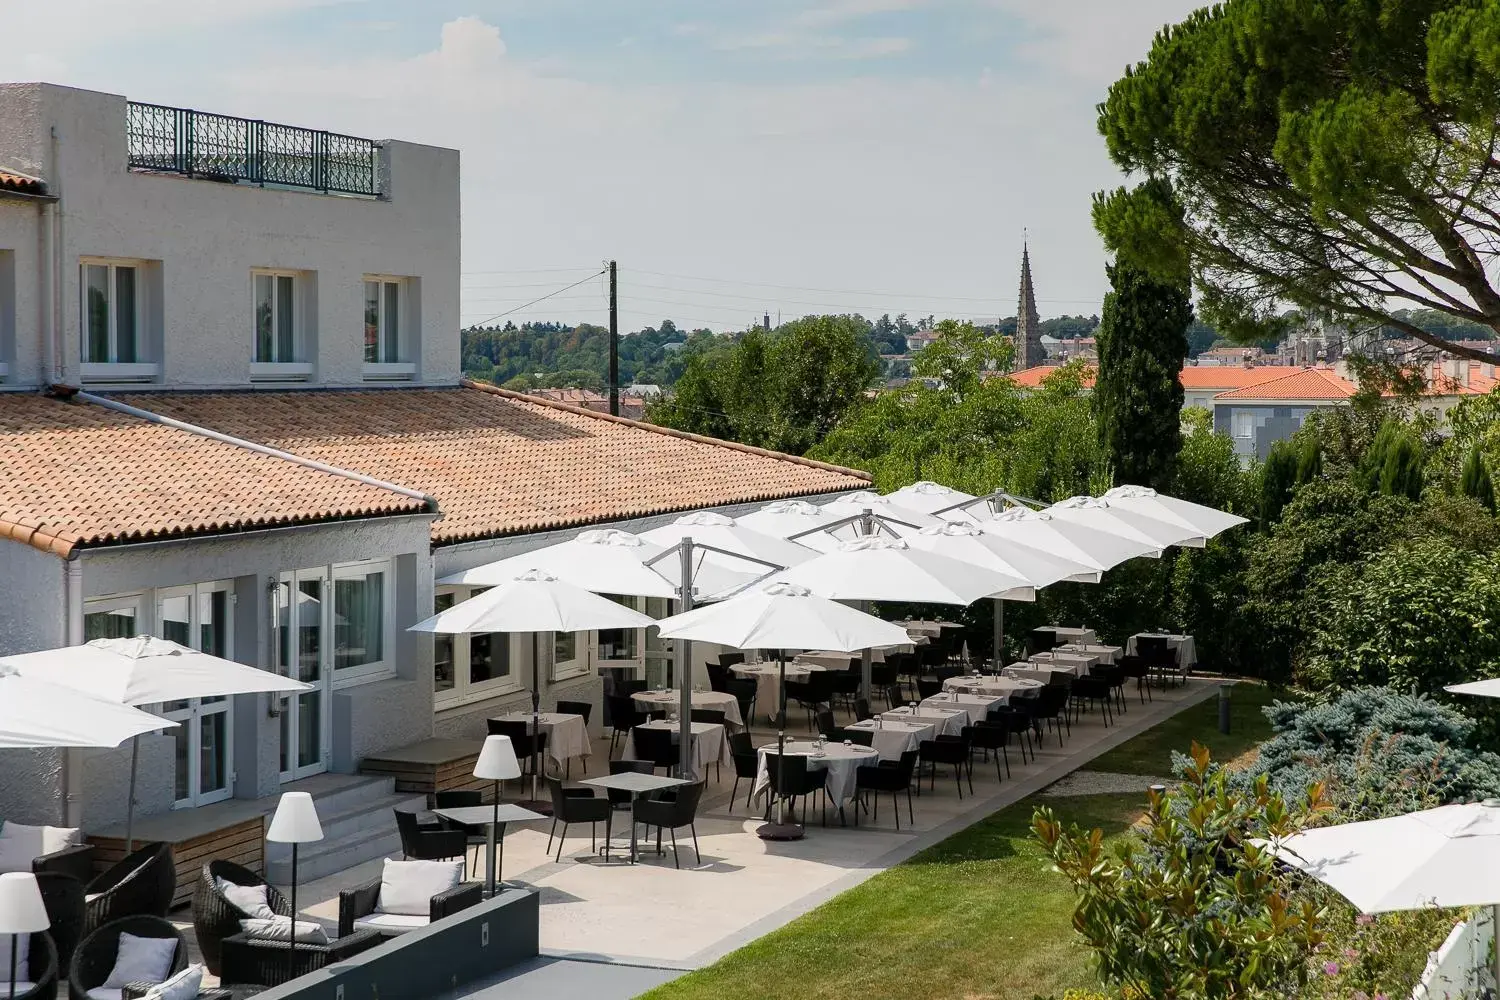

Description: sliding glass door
[155,583,234,808]
[275,569,331,781]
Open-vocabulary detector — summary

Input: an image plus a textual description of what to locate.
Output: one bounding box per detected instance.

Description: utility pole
[608,260,619,416]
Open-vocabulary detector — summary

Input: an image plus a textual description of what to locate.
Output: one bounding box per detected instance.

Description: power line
[465,269,607,328]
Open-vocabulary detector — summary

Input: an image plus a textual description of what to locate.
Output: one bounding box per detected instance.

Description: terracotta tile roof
[1213,367,1357,400]
[0,393,429,558]
[112,383,871,547]
[1007,365,1097,388]
[0,170,46,196]
[1179,365,1300,389]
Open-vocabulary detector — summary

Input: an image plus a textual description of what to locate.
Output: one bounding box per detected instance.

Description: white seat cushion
[86,990,123,1000]
[238,917,328,944]
[216,878,276,920]
[139,963,204,1000]
[0,821,82,873]
[352,911,430,934]
[378,858,462,916]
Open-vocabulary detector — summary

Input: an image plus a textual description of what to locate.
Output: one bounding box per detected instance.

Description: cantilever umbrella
[820,491,945,535]
[1047,495,1208,549]
[0,635,311,847]
[885,481,978,519]
[738,500,852,552]
[411,569,655,806]
[637,511,817,597]
[1097,485,1249,540]
[978,505,1162,571]
[653,581,908,840]
[0,664,175,750]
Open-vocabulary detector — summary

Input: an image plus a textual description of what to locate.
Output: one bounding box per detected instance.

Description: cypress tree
[1460,446,1495,513]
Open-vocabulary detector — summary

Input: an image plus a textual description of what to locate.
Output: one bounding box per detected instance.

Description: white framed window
[593,594,645,666]
[83,593,146,642]
[432,585,522,707]
[156,583,235,808]
[551,629,586,682]
[81,258,157,382]
[332,560,396,684]
[253,270,298,363]
[364,276,415,380]
[1231,410,1256,440]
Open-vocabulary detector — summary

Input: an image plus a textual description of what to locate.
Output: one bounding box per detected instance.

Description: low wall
[1412,907,1495,1000]
[249,888,539,999]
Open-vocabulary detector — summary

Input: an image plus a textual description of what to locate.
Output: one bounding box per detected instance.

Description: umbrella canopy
[906,521,1101,591]
[1445,678,1500,698]
[884,481,978,517]
[977,505,1160,571]
[410,569,656,634]
[1098,485,1249,540]
[1268,801,1500,913]
[0,665,178,749]
[638,511,818,591]
[768,535,1025,605]
[737,500,850,552]
[654,581,910,652]
[1046,495,1207,549]
[819,491,944,534]
[0,635,311,706]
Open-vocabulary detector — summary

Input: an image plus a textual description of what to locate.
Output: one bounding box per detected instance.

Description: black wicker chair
[1,928,57,1000]
[919,730,974,798]
[69,915,184,1000]
[632,781,704,869]
[606,759,655,811]
[33,871,85,973]
[432,789,487,876]
[28,840,97,886]
[192,859,287,978]
[122,985,232,1000]
[337,873,482,938]
[219,925,382,989]
[83,842,174,935]
[629,727,677,774]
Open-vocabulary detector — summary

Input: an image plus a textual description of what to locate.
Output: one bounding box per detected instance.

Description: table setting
[845,716,936,759]
[490,710,591,768]
[631,688,744,730]
[753,737,881,807]
[918,690,1005,724]
[1045,626,1097,644]
[624,718,732,780]
[1125,632,1197,666]
[880,703,967,737]
[1055,642,1122,664]
[942,673,1045,699]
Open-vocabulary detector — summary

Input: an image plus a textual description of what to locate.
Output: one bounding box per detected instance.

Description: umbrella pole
[858,601,872,703]
[125,735,139,853]
[531,632,541,803]
[992,598,1004,671]
[677,542,695,780]
[757,650,802,841]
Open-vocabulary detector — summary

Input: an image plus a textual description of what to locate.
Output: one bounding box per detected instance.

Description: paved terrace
[169,679,1221,998]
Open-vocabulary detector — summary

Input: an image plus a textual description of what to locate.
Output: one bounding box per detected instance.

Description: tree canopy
[1094,0,1500,363]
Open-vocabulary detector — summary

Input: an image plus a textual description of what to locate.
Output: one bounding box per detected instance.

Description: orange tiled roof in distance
[113,384,871,546]
[1007,365,1097,388]
[1007,364,1304,391]
[1213,367,1357,400]
[0,394,428,557]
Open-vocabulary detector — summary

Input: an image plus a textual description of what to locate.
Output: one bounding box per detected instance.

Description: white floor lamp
[0,872,48,1000]
[474,735,521,894]
[266,792,323,976]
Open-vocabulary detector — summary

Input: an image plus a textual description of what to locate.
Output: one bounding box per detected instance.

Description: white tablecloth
[881,706,966,736]
[1056,643,1121,664]
[845,718,935,759]
[1045,626,1097,644]
[491,711,591,767]
[793,649,888,670]
[941,674,1045,700]
[900,619,960,637]
[920,692,1003,724]
[1030,650,1099,672]
[1004,663,1071,684]
[733,662,811,720]
[753,740,880,806]
[1125,633,1198,667]
[632,689,745,730]
[624,720,731,780]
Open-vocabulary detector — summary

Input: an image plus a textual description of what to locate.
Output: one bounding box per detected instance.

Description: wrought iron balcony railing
[126,102,381,197]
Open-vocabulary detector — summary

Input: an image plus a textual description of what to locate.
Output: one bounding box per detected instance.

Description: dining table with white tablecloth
[793,649,880,671]
[1054,643,1122,664]
[880,705,967,737]
[732,661,817,722]
[624,719,732,780]
[753,739,881,807]
[490,711,592,768]
[631,689,744,730]
[845,717,936,759]
[1125,633,1198,667]
[1044,626,1097,644]
[919,691,1005,724]
[941,674,1046,700]
[899,619,962,637]
[1030,650,1100,673]
[1004,663,1074,684]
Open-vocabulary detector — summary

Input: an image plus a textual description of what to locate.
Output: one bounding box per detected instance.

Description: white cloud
[795,0,931,28]
[984,0,1201,86]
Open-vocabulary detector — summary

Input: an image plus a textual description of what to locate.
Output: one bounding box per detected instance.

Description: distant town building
[1042,335,1096,362]
[527,387,650,420]
[1016,243,1045,369]
[1195,346,1272,366]
[1276,314,1348,366]
[905,329,941,352]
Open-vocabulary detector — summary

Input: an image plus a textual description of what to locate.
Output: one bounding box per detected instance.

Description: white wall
[0,82,459,390]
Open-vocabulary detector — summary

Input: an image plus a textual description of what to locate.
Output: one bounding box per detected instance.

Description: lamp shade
[474,734,521,781]
[0,872,49,933]
[266,791,324,844]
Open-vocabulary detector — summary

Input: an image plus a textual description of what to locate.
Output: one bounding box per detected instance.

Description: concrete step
[266,822,407,885]
[285,775,400,816]
[263,780,427,885]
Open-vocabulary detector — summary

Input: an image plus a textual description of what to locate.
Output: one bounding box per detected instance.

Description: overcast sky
[3,0,1203,332]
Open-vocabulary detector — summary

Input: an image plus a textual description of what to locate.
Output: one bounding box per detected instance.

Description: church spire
[1016,238,1044,369]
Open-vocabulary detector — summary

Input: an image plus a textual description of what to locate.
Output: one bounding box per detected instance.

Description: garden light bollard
[1218,684,1231,735]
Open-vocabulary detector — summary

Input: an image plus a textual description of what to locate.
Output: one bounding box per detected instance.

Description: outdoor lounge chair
[337,869,483,937]
[632,781,704,869]
[82,841,175,935]
[34,870,86,972]
[192,859,288,976]
[69,915,185,1000]
[218,923,381,988]
[1,926,57,1000]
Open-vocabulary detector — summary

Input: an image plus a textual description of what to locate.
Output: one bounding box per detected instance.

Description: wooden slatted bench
[360,738,491,800]
[88,809,265,910]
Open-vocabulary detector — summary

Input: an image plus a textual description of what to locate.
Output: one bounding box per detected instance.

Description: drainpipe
[61,554,83,826]
[38,198,53,384]
[49,125,64,384]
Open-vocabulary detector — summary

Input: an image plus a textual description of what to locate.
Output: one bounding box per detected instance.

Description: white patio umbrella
[1047,495,1208,549]
[439,529,678,597]
[906,521,1103,667]
[412,569,654,806]
[737,500,851,552]
[1444,678,1500,699]
[819,491,944,535]
[1267,800,1500,983]
[0,635,312,847]
[1098,485,1249,539]
[654,581,909,840]
[637,511,817,593]
[0,664,177,750]
[885,481,978,518]
[769,535,1028,606]
[978,505,1163,571]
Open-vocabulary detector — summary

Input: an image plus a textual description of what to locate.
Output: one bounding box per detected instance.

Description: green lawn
[1087,681,1281,776]
[641,792,1142,1000]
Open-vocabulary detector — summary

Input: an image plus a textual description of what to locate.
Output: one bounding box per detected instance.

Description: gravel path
[1039,770,1176,797]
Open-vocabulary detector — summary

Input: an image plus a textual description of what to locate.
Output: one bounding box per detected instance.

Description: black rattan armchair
[33,871,85,973]
[122,985,232,1000]
[29,841,97,886]
[192,859,288,977]
[632,781,704,869]
[337,875,482,938]
[69,915,184,1000]
[83,842,174,935]
[219,925,382,989]
[2,929,57,1000]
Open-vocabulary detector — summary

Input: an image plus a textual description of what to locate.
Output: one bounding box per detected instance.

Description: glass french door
[275,569,331,781]
[156,584,234,808]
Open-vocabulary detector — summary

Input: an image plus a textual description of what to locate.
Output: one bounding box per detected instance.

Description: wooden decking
[359,738,491,799]
[88,808,265,909]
